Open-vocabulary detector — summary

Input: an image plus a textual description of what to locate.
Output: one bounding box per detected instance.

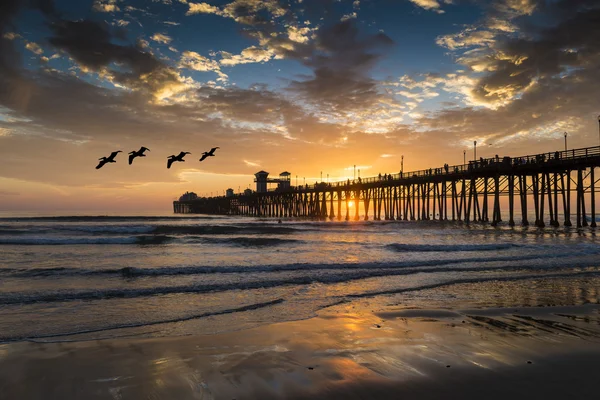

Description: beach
[1,215,600,399]
[2,286,600,399]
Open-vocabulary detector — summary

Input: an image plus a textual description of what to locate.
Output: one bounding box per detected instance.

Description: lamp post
[327,173,329,182]
[474,141,477,161]
[353,165,356,180]
[564,131,568,151]
[320,171,323,182]
[303,177,305,185]
[401,155,404,173]
[296,175,298,187]
[463,150,466,164]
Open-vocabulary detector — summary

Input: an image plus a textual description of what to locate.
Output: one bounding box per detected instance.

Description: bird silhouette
[167,151,191,169]
[199,147,220,162]
[96,151,122,169]
[128,146,150,165]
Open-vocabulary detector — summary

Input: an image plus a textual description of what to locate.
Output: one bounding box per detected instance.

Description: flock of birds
[96,147,220,169]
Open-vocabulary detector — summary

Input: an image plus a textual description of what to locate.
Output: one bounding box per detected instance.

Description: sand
[1,300,600,400]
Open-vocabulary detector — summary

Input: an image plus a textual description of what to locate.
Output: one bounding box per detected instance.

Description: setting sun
[348,200,355,208]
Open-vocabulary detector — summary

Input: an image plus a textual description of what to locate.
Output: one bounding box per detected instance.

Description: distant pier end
[173,146,600,228]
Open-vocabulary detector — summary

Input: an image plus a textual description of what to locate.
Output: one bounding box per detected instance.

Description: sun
[348,200,355,208]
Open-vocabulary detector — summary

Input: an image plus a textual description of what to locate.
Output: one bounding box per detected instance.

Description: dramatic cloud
[47,19,184,96]
[2,0,600,211]
[184,0,287,23]
[288,20,394,112]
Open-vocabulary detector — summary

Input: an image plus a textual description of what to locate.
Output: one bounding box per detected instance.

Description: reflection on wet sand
[2,299,600,399]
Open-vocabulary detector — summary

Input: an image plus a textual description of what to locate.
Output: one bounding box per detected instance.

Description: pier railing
[269,145,600,192]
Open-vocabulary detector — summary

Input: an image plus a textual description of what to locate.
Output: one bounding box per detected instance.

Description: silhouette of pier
[174,146,600,228]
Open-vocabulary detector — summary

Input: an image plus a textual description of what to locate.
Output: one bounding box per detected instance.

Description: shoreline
[2,300,599,399]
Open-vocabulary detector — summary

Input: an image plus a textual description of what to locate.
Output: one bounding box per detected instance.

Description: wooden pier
[174,146,600,228]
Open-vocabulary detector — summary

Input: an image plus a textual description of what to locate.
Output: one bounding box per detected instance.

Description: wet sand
[2,300,600,399]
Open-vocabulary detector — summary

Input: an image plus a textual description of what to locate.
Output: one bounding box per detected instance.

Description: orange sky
[1,0,600,212]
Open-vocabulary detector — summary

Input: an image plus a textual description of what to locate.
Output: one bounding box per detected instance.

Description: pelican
[128,146,150,165]
[96,151,122,169]
[199,147,220,162]
[167,151,191,169]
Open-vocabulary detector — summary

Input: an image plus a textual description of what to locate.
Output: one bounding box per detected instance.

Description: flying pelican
[96,151,122,169]
[167,151,191,169]
[128,146,150,165]
[199,147,220,162]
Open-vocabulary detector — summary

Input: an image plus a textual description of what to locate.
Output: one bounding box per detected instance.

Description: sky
[0,0,599,212]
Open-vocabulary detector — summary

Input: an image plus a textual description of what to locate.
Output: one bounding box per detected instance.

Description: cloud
[288,20,394,112]
[5,0,600,211]
[436,28,496,50]
[25,41,43,55]
[150,33,172,44]
[184,0,287,24]
[47,19,185,96]
[186,2,222,16]
[179,50,228,80]
[408,0,451,14]
[219,46,274,66]
[3,32,21,40]
[93,0,121,13]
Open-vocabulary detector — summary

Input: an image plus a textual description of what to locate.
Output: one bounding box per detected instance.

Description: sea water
[1,214,599,342]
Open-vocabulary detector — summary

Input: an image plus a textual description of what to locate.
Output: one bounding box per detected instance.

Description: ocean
[1,214,599,343]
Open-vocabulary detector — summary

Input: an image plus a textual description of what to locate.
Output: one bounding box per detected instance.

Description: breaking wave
[3,266,599,305]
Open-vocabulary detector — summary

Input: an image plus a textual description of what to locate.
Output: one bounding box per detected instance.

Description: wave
[344,271,600,300]
[2,251,593,278]
[0,228,52,235]
[2,264,599,305]
[0,298,284,343]
[54,225,156,234]
[0,235,173,246]
[152,225,299,235]
[386,243,522,252]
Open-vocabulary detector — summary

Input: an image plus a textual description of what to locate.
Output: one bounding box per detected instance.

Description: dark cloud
[48,19,181,93]
[289,20,394,112]
[472,4,600,104]
[406,0,600,148]
[1,0,55,74]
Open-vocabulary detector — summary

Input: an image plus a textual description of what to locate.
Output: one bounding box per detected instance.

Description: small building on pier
[226,188,234,197]
[179,191,198,201]
[254,171,293,192]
